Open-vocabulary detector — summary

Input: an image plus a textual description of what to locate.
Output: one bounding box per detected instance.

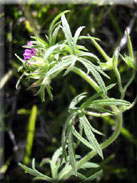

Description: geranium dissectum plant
[16,11,136,182]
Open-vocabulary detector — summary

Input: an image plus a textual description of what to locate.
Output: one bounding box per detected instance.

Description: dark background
[0,4,137,182]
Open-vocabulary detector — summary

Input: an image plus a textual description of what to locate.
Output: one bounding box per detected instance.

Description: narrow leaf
[15,54,25,66]
[35,85,46,102]
[79,114,103,158]
[45,57,72,77]
[81,170,103,182]
[80,114,103,136]
[77,173,87,180]
[90,98,131,107]
[76,44,88,51]
[73,26,85,47]
[72,126,95,151]
[77,57,106,95]
[81,92,103,109]
[126,30,134,59]
[19,163,51,181]
[67,124,77,176]
[49,10,70,40]
[89,124,104,136]
[61,14,74,52]
[40,158,50,167]
[85,106,114,114]
[52,147,62,165]
[95,66,110,79]
[51,25,61,45]
[80,162,100,169]
[46,84,53,101]
[50,159,58,179]
[31,36,48,48]
[121,54,137,70]
[81,84,116,109]
[75,122,84,148]
[61,121,68,162]
[19,163,38,177]
[16,73,25,89]
[64,56,77,76]
[61,114,75,162]
[32,176,51,181]
[44,44,60,61]
[78,52,100,62]
[69,92,87,112]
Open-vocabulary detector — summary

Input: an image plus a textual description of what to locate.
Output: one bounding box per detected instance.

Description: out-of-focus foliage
[1,4,137,182]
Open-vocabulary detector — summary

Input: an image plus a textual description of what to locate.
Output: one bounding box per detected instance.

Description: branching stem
[58,66,123,180]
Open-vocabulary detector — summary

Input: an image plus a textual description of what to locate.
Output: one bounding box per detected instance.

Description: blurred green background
[0,3,137,183]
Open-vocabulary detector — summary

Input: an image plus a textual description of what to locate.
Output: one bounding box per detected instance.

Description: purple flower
[23,41,37,61]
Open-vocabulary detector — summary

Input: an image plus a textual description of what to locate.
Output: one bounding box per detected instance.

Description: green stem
[72,67,116,111]
[60,113,123,180]
[72,67,101,93]
[84,110,112,117]
[88,36,111,63]
[114,67,124,99]
[59,66,122,180]
[123,69,136,98]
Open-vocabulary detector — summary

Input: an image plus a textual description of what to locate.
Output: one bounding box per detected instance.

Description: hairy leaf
[44,44,60,61]
[46,84,53,101]
[126,30,134,59]
[73,26,85,47]
[81,169,103,182]
[121,54,137,70]
[77,173,87,180]
[50,25,61,45]
[67,124,77,176]
[90,98,131,107]
[16,73,25,89]
[45,56,72,78]
[75,122,84,148]
[80,162,100,169]
[72,126,95,151]
[31,36,48,48]
[19,163,51,181]
[79,114,103,158]
[81,83,116,109]
[69,92,87,112]
[77,57,106,95]
[50,147,63,179]
[15,54,25,66]
[64,55,77,75]
[61,14,74,52]
[49,10,70,41]
[78,52,100,62]
[61,114,76,162]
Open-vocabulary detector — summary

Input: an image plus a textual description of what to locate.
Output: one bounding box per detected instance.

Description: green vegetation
[0,4,137,183]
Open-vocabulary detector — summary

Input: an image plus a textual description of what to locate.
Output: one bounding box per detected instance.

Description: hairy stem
[114,66,124,98]
[88,36,111,63]
[123,69,136,98]
[59,66,123,180]
[72,67,101,93]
